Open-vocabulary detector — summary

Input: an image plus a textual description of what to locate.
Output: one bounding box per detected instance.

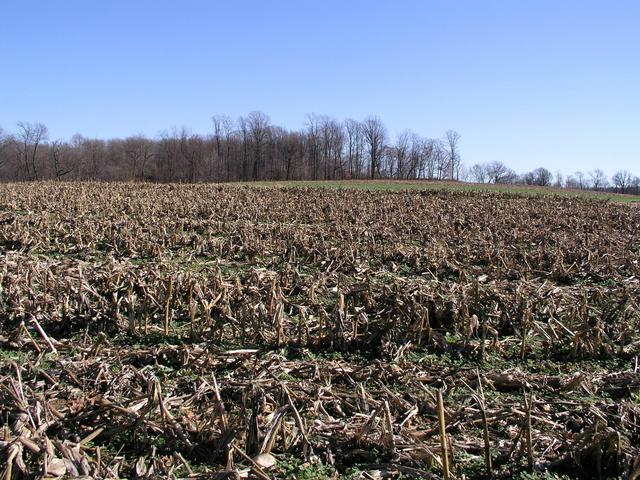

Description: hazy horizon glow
[1,0,638,177]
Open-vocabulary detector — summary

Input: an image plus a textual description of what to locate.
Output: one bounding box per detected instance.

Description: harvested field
[0,182,639,479]
[244,180,640,203]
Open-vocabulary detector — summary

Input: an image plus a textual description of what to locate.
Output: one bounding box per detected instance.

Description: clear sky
[1,0,638,175]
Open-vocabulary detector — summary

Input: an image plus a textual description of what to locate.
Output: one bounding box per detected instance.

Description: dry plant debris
[0,182,639,479]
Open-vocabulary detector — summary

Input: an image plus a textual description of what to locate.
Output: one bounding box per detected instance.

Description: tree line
[0,113,637,195]
[467,161,640,195]
[0,114,462,183]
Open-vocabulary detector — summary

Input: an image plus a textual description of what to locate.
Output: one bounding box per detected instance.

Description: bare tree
[213,115,234,181]
[281,131,303,180]
[445,130,461,180]
[403,133,421,179]
[159,129,180,181]
[49,140,76,179]
[328,119,345,179]
[419,139,437,179]
[237,116,250,181]
[124,136,154,181]
[305,114,322,180]
[178,128,201,183]
[318,116,344,179]
[386,137,399,179]
[589,169,608,190]
[222,117,237,179]
[246,111,270,180]
[344,119,363,179]
[76,136,106,180]
[485,161,509,184]
[573,170,588,189]
[16,121,48,180]
[362,116,386,179]
[433,140,449,179]
[612,170,633,193]
[554,170,563,188]
[0,127,9,172]
[394,131,412,179]
[469,163,487,183]
[532,167,553,186]
[564,175,578,189]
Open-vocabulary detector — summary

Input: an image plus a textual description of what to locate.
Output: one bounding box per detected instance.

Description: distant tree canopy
[0,114,637,195]
[0,114,461,184]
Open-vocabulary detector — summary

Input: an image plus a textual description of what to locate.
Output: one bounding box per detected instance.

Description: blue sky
[1,0,638,175]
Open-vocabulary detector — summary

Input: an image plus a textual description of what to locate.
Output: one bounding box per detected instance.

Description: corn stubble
[0,182,639,479]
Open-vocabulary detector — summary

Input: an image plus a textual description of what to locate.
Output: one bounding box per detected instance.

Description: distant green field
[237,179,640,203]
